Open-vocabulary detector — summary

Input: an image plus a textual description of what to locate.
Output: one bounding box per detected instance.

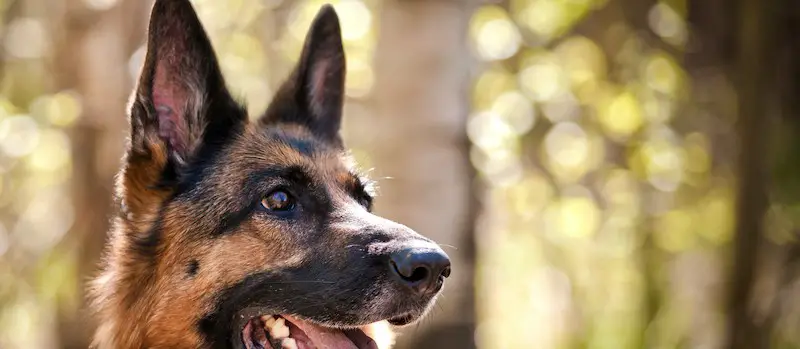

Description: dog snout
[389,243,451,296]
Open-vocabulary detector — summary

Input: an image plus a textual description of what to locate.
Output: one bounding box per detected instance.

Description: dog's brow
[339,172,374,208]
[274,134,317,157]
[288,138,316,156]
[249,165,315,188]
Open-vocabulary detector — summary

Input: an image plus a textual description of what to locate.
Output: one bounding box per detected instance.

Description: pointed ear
[260,5,346,145]
[130,0,245,165]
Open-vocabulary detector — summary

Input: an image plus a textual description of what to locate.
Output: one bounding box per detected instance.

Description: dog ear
[129,0,245,167]
[121,0,246,219]
[260,5,346,146]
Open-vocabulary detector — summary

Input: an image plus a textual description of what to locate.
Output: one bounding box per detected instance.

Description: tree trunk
[370,1,476,348]
[685,0,778,347]
[47,0,149,347]
[724,1,775,348]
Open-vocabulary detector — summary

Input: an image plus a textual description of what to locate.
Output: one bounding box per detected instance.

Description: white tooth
[262,316,277,329]
[269,317,290,339]
[281,338,298,349]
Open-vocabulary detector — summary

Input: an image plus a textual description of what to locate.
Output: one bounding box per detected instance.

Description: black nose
[389,246,451,295]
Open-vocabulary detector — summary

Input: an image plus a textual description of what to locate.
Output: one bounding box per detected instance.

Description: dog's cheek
[202,233,300,282]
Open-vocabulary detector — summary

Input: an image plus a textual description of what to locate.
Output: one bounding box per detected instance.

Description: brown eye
[261,190,296,212]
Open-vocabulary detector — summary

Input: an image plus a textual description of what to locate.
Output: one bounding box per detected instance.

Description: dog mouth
[241,314,382,349]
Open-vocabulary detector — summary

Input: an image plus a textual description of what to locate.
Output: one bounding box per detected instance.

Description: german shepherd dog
[89,1,451,348]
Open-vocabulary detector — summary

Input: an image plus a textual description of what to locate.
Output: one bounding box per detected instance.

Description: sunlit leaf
[598,90,644,141]
[470,6,522,61]
[545,122,589,168]
[654,209,696,252]
[334,1,372,41]
[601,168,641,216]
[519,52,569,102]
[491,90,536,134]
[507,173,555,219]
[541,91,581,122]
[0,115,39,158]
[644,53,682,96]
[25,129,71,173]
[542,121,603,183]
[544,186,600,240]
[468,111,517,153]
[194,0,265,31]
[517,0,594,43]
[29,91,83,127]
[555,36,606,87]
[648,2,687,47]
[473,66,517,110]
[640,127,684,192]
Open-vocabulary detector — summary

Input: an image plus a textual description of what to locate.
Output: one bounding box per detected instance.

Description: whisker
[438,243,458,251]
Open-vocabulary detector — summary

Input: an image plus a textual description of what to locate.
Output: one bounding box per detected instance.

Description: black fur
[273,133,319,157]
[187,260,200,277]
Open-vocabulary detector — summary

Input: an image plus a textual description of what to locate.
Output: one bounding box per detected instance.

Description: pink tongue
[282,315,357,349]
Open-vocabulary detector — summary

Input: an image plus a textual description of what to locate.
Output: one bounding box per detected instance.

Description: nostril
[441,265,451,278]
[407,266,430,283]
[391,260,430,284]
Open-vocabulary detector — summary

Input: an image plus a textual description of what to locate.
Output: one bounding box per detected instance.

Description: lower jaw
[241,315,382,349]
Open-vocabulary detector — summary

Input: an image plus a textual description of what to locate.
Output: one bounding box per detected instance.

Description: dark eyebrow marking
[249,165,316,190]
[271,133,318,157]
[288,138,316,156]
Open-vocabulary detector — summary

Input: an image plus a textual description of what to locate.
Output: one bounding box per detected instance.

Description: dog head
[90,1,451,349]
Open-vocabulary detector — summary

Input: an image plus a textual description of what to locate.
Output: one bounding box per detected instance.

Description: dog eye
[261,190,296,212]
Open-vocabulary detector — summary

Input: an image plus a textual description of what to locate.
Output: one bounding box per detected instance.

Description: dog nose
[389,246,451,295]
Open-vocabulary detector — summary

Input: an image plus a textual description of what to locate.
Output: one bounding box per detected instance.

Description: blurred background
[0,0,798,348]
